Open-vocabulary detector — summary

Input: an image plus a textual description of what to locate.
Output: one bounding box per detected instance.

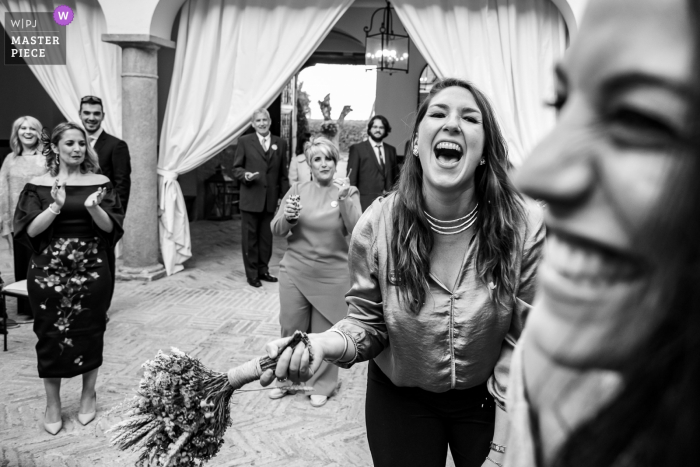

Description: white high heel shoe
[44,407,63,435]
[78,393,96,426]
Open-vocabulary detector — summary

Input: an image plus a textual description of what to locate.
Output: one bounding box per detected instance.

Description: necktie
[376,145,385,170]
[262,137,270,162]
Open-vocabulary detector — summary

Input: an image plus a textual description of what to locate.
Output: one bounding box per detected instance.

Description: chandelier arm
[364,6,383,34]
[386,1,394,35]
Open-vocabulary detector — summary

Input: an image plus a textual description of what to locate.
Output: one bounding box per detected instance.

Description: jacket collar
[92,129,108,153]
[252,133,276,161]
[364,139,385,175]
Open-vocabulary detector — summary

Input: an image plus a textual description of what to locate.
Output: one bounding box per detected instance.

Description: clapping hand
[50,179,67,208]
[84,187,106,209]
[285,195,302,222]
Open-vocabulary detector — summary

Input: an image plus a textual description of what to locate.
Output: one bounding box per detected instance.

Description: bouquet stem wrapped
[108,331,312,466]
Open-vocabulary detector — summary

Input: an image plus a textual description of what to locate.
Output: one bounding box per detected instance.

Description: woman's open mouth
[540,231,647,305]
[433,141,463,168]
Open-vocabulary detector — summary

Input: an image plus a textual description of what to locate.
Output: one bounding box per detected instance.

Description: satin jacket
[334,193,545,409]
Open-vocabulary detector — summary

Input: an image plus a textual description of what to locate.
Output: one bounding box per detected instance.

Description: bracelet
[325,329,349,364]
[48,204,61,215]
[485,457,503,467]
[490,442,506,454]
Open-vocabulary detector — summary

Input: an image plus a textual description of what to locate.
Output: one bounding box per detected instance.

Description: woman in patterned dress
[14,122,124,435]
[0,116,48,318]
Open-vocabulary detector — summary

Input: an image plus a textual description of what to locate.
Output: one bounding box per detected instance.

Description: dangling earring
[479,159,485,166]
[55,153,60,166]
[412,143,419,156]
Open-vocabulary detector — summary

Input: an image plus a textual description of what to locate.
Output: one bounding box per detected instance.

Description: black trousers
[13,238,32,317]
[365,360,495,467]
[240,209,274,281]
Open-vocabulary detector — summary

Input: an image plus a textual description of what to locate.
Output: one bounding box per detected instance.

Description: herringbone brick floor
[0,219,456,467]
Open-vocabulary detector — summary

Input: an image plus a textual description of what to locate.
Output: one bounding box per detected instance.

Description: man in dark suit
[79,95,132,211]
[79,96,131,293]
[347,115,399,211]
[233,109,289,288]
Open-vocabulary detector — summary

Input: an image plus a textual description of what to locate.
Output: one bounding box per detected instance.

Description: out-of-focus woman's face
[516,0,695,369]
[416,86,485,193]
[308,150,337,184]
[18,121,39,148]
[53,129,87,167]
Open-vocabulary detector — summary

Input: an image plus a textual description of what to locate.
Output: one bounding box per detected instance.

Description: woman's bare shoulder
[85,173,110,184]
[29,173,52,186]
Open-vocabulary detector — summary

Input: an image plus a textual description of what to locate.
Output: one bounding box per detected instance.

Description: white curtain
[158,0,353,275]
[0,0,122,135]
[393,0,567,165]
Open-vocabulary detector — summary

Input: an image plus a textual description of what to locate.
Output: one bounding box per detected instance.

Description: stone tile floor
[0,218,456,467]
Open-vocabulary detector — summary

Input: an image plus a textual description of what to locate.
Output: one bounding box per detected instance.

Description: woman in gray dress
[269,137,361,407]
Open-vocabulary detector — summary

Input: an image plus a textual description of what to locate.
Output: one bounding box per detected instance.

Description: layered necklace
[424,203,478,235]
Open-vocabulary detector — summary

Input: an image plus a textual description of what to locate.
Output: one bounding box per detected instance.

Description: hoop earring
[479,159,485,166]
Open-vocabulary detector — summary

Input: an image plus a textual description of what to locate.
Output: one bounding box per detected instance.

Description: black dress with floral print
[14,183,124,378]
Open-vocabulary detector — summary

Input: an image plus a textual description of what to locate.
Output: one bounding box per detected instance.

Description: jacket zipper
[450,294,456,389]
[429,242,471,391]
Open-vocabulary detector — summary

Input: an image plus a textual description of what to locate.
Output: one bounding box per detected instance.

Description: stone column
[103,35,174,281]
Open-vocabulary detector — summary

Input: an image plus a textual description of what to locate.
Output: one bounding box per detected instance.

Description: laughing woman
[262,79,545,467]
[14,122,124,435]
[505,0,700,465]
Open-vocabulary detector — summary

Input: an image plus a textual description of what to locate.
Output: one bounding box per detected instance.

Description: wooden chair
[1,278,28,351]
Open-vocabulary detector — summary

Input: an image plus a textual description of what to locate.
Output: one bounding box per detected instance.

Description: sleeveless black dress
[14,183,124,378]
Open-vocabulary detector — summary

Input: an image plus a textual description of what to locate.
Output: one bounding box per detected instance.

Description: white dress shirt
[372,141,385,168]
[88,127,104,148]
[257,132,270,151]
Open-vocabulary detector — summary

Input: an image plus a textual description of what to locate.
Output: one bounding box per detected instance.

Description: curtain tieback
[157,168,179,181]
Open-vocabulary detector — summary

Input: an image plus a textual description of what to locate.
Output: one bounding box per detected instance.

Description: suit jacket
[232,133,289,213]
[94,131,132,211]
[347,140,399,211]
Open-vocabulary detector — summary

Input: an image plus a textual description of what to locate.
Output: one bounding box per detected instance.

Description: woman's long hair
[9,116,43,155]
[554,2,700,465]
[43,122,100,177]
[390,78,525,313]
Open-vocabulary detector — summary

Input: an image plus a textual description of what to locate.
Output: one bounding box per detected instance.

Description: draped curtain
[0,0,122,135]
[157,0,353,275]
[393,0,567,165]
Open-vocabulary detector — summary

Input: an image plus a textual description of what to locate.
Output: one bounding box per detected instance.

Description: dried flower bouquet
[108,331,312,466]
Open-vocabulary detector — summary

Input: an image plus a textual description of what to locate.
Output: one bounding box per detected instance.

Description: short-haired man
[79,96,132,211]
[79,95,131,298]
[232,109,289,288]
[347,115,399,211]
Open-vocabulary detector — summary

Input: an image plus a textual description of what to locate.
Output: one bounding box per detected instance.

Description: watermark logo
[53,6,74,26]
[4,11,68,65]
